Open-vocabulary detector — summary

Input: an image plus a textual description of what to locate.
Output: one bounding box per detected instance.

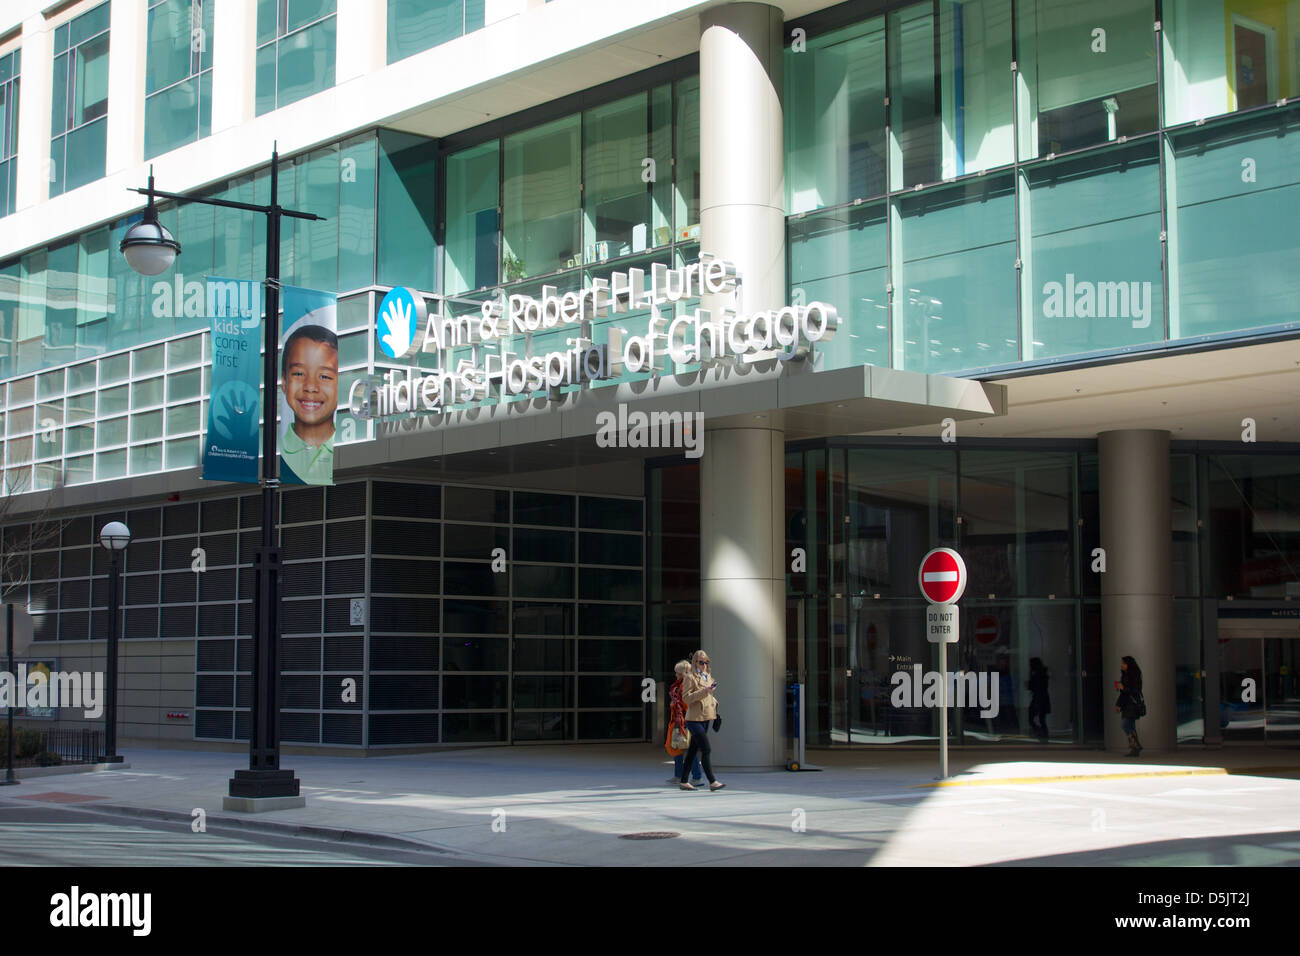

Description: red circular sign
[918,548,967,604]
[974,614,998,644]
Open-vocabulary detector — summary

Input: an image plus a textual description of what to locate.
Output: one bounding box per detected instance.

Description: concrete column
[336,0,386,83]
[106,0,147,177]
[211,0,256,135]
[1099,429,1174,753]
[15,13,50,209]
[698,3,786,769]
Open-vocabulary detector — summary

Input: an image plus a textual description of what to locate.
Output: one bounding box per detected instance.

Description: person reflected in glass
[679,649,725,791]
[1115,656,1144,757]
[668,660,703,785]
[1027,657,1051,742]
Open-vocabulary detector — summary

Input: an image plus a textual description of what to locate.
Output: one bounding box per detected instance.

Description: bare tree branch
[1,466,69,609]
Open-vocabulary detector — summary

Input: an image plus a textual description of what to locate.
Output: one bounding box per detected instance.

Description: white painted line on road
[990,784,1256,812]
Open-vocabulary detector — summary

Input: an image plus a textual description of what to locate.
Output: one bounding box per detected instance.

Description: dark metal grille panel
[163,503,199,536]
[61,547,90,577]
[124,607,157,640]
[127,539,161,572]
[201,498,238,532]
[369,635,438,671]
[323,713,363,745]
[373,482,440,520]
[368,713,438,745]
[281,711,320,744]
[324,636,364,670]
[235,711,251,741]
[324,673,362,709]
[327,482,367,519]
[196,675,234,708]
[236,675,253,707]
[163,570,198,604]
[281,524,322,557]
[281,675,321,709]
[161,604,196,639]
[59,612,88,641]
[324,559,366,594]
[369,558,436,594]
[371,519,440,557]
[195,710,233,739]
[59,578,89,609]
[282,561,322,598]
[196,568,234,603]
[196,639,235,671]
[325,519,366,557]
[162,538,196,571]
[125,573,159,605]
[282,488,324,524]
[239,494,260,528]
[281,599,322,635]
[282,636,322,671]
[371,596,439,633]
[127,508,162,539]
[198,532,237,567]
[61,517,91,547]
[198,604,236,637]
[369,675,439,710]
[324,597,359,632]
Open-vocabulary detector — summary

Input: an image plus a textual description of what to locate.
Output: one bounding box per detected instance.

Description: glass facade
[0,49,18,217]
[649,443,1300,748]
[387,0,485,64]
[255,0,336,115]
[49,2,110,198]
[145,0,214,160]
[785,0,1300,375]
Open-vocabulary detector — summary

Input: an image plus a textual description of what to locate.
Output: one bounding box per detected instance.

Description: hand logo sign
[377,287,426,359]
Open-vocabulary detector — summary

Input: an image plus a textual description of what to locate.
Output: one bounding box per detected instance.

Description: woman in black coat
[1114,656,1144,756]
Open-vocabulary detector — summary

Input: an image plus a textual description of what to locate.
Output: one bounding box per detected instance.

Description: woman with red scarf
[668,660,702,784]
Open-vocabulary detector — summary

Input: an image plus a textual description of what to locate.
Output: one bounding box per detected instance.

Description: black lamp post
[2,602,17,786]
[122,152,323,800]
[98,521,130,762]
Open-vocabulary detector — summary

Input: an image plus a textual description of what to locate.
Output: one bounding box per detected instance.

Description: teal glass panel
[97,416,128,447]
[43,241,77,368]
[51,53,69,136]
[54,25,69,54]
[165,436,199,469]
[66,425,94,455]
[1026,142,1163,359]
[786,15,885,213]
[467,0,484,32]
[286,0,334,33]
[37,369,63,399]
[78,228,110,333]
[444,142,499,294]
[284,145,341,291]
[146,0,195,95]
[0,50,13,83]
[276,18,335,109]
[61,118,108,193]
[256,0,277,45]
[168,369,202,402]
[900,175,1018,372]
[144,77,201,158]
[1016,0,1157,160]
[377,130,437,290]
[339,134,377,291]
[74,33,109,126]
[938,0,1013,177]
[673,78,700,238]
[134,343,164,378]
[888,3,938,189]
[100,352,129,384]
[1170,112,1300,338]
[69,362,96,390]
[198,70,211,139]
[99,385,129,417]
[649,84,673,250]
[66,454,93,485]
[788,203,889,370]
[71,3,111,46]
[130,442,163,475]
[584,93,651,262]
[131,409,164,442]
[1164,0,1297,124]
[388,0,463,64]
[504,115,580,279]
[167,335,202,369]
[254,41,276,115]
[132,377,165,408]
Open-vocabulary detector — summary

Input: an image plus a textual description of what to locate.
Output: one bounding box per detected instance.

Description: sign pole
[939,638,948,780]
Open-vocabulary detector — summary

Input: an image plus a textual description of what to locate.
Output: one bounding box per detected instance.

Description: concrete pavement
[3,744,1299,866]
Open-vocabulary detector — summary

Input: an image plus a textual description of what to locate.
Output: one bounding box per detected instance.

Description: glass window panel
[442,636,509,672]
[584,93,651,260]
[899,174,1018,373]
[96,448,127,479]
[514,639,571,674]
[512,527,574,564]
[71,3,111,47]
[787,16,886,213]
[168,335,202,369]
[132,409,164,443]
[66,424,94,454]
[444,487,509,524]
[51,53,69,136]
[1026,143,1163,359]
[97,416,127,446]
[579,496,642,532]
[444,142,500,294]
[276,18,335,110]
[146,0,195,95]
[69,362,97,390]
[6,405,32,436]
[579,567,641,602]
[61,118,108,192]
[674,78,700,238]
[388,0,463,63]
[100,352,130,384]
[580,532,642,567]
[1016,0,1157,160]
[37,369,64,399]
[938,0,1013,177]
[254,41,276,115]
[514,564,574,600]
[1170,113,1300,338]
[339,135,377,291]
[578,639,642,673]
[67,391,95,422]
[98,384,129,416]
[377,130,437,290]
[134,344,165,377]
[165,436,199,470]
[287,0,335,33]
[1164,0,1297,124]
[74,33,110,126]
[888,5,940,189]
[514,491,575,527]
[145,76,201,158]
[504,115,580,279]
[649,84,673,249]
[788,202,889,371]
[131,442,163,475]
[66,454,93,484]
[168,368,202,402]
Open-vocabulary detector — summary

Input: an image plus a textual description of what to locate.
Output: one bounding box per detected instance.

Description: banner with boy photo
[278,286,338,486]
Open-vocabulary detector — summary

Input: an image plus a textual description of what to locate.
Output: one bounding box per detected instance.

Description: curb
[911,767,1229,788]
[86,803,464,858]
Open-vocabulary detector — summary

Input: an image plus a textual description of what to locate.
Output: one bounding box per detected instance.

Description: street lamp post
[98,521,131,762]
[123,152,323,801]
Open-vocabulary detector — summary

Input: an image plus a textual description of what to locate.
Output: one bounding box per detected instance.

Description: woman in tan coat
[678,649,725,791]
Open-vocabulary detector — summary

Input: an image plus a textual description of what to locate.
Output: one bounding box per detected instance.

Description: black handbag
[712,715,722,732]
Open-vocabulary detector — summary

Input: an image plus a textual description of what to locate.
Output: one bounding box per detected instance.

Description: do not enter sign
[918,548,967,604]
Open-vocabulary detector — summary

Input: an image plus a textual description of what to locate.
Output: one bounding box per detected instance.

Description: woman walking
[1115,655,1145,756]
[1027,657,1050,742]
[679,649,725,791]
[667,660,703,785]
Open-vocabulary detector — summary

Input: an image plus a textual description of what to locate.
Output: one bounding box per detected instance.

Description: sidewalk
[3,744,1298,866]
